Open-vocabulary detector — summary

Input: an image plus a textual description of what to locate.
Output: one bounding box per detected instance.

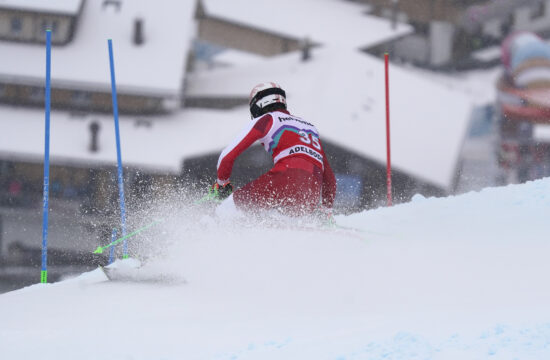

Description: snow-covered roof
[187,48,474,191]
[202,0,411,49]
[534,124,550,142]
[213,49,268,67]
[403,66,502,107]
[471,46,501,62]
[0,106,246,174]
[0,0,195,97]
[0,0,83,14]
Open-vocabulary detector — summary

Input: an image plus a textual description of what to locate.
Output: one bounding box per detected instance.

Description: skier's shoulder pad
[252,113,275,134]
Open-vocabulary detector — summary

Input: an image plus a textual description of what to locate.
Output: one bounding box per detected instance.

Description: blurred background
[1,0,550,291]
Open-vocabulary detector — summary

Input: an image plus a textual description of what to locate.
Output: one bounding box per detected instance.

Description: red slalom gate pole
[384,52,392,206]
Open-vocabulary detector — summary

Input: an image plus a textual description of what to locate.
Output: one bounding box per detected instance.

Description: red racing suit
[217,109,336,215]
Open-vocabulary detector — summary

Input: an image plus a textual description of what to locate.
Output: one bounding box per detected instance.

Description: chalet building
[0,0,187,115]
[189,0,410,109]
[0,0,474,271]
[362,0,550,68]
[186,0,474,211]
[0,0,83,45]
[0,0,196,261]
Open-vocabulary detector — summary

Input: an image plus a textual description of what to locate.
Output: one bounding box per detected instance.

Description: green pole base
[122,254,129,259]
[40,270,48,284]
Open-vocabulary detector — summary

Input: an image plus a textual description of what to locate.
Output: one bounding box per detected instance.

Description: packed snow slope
[1,178,550,359]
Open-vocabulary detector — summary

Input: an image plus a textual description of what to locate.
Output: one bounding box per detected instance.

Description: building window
[10,17,22,35]
[102,0,122,12]
[30,87,44,102]
[532,2,546,20]
[71,91,92,107]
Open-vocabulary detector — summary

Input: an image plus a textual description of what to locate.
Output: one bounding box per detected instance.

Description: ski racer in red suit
[213,82,337,217]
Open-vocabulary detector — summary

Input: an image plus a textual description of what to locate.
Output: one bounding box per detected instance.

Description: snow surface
[0,0,195,95]
[1,178,550,359]
[202,0,411,49]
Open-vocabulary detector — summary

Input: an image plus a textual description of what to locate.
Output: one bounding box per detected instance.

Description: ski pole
[108,228,117,264]
[108,39,129,258]
[194,186,222,204]
[93,219,163,254]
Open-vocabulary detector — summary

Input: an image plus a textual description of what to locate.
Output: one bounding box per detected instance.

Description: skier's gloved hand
[211,182,233,200]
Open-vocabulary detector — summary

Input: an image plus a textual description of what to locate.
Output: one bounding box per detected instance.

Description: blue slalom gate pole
[108,228,117,264]
[41,30,52,284]
[108,39,128,258]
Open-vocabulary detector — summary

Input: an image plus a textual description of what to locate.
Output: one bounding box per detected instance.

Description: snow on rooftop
[0,0,195,96]
[187,48,474,191]
[471,45,502,62]
[212,49,268,67]
[534,124,550,142]
[0,0,82,14]
[202,0,411,49]
[402,65,502,107]
[0,106,247,174]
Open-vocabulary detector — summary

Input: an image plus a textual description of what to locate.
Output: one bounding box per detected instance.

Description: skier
[212,82,336,217]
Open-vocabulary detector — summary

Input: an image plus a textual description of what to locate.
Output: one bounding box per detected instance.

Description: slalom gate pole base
[40,270,48,284]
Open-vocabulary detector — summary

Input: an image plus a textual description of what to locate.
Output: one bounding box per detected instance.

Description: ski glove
[212,182,233,200]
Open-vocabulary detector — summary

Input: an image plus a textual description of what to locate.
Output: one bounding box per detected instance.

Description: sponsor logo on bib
[274,145,323,168]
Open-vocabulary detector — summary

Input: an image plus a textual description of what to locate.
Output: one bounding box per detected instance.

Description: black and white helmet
[249,82,287,118]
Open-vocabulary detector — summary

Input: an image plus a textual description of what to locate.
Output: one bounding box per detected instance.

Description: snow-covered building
[0,0,478,272]
[0,0,470,202]
[364,0,550,68]
[0,0,424,214]
[0,0,198,253]
[187,0,474,207]
[0,0,194,114]
[0,0,84,45]
[196,0,411,57]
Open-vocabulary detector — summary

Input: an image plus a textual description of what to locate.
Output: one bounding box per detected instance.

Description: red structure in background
[385,53,392,206]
